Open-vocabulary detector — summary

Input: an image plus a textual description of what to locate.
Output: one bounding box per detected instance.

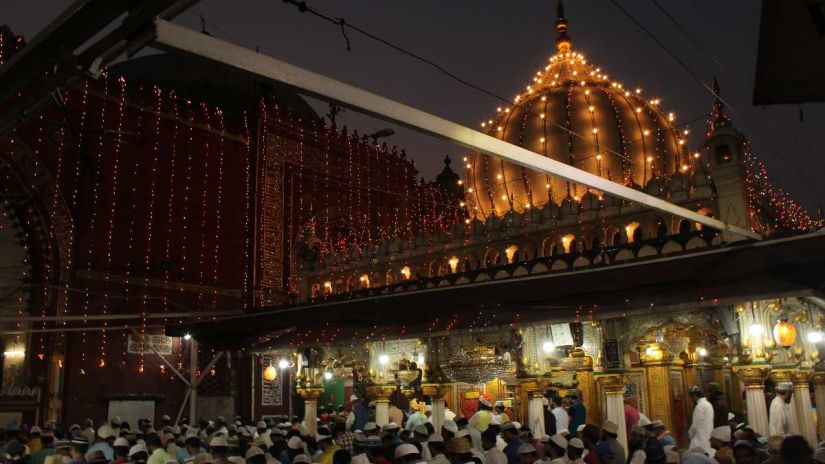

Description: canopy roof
[167,231,825,350]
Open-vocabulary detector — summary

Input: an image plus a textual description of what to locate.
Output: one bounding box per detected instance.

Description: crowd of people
[2,384,825,464]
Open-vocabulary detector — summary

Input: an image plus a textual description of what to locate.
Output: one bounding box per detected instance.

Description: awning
[167,232,825,350]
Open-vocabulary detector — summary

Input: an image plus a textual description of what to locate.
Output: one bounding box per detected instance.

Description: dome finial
[555,1,572,52]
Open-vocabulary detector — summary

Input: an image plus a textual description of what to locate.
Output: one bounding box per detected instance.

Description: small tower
[704,78,754,241]
[435,155,463,200]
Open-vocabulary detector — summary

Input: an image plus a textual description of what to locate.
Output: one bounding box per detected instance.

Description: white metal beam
[151,19,761,241]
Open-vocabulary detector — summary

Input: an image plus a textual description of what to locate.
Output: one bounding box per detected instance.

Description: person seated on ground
[779,435,812,464]
[710,426,734,464]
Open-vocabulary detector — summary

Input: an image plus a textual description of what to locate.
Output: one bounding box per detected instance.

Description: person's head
[516,443,537,464]
[185,436,201,454]
[710,426,732,450]
[477,397,493,412]
[601,421,619,441]
[688,385,705,403]
[781,435,813,463]
[481,430,497,451]
[146,434,163,452]
[519,426,533,441]
[446,438,471,464]
[651,421,666,438]
[428,436,446,457]
[500,423,519,443]
[382,423,400,439]
[286,436,304,459]
[245,447,267,464]
[129,445,149,464]
[494,404,506,414]
[776,384,794,403]
[581,425,600,448]
[567,438,584,460]
[114,437,131,458]
[332,449,351,464]
[55,441,71,457]
[394,443,422,464]
[733,440,756,464]
[442,421,458,441]
[69,437,89,460]
[363,422,379,437]
[546,435,567,459]
[399,429,411,442]
[629,427,647,448]
[412,425,429,443]
[209,436,229,458]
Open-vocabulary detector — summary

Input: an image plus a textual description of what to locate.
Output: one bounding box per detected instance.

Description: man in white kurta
[769,383,793,437]
[687,386,714,457]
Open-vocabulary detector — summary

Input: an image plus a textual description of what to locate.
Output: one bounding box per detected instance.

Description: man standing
[687,385,714,457]
[566,392,586,438]
[500,423,523,464]
[481,430,506,464]
[469,397,494,433]
[769,382,794,437]
[30,428,55,464]
[347,396,369,432]
[550,397,568,436]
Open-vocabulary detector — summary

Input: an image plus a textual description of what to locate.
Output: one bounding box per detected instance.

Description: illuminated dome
[467,2,690,218]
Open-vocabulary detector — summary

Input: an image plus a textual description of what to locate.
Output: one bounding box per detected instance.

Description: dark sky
[6,1,825,212]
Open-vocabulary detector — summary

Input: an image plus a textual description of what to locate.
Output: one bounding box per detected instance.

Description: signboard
[261,354,283,406]
[127,334,174,355]
[550,323,574,346]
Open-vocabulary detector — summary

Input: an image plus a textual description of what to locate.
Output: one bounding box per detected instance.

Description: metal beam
[130,328,190,385]
[150,19,761,241]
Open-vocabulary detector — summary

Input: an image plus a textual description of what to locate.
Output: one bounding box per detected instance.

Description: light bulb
[698,347,708,357]
[542,341,554,354]
[808,330,824,344]
[324,371,333,380]
[417,354,425,365]
[379,354,390,365]
[183,333,191,341]
[278,359,290,369]
[749,323,764,337]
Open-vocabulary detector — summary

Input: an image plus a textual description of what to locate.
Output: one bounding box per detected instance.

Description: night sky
[6,1,825,212]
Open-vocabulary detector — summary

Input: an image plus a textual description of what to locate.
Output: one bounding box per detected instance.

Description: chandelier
[442,351,514,385]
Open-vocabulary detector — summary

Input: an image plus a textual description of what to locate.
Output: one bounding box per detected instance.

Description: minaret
[704,78,755,241]
[555,1,572,52]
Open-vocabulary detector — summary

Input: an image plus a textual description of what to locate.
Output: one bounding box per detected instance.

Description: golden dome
[467,3,690,218]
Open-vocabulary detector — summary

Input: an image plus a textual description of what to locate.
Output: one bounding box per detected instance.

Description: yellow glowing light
[458,180,463,185]
[324,281,332,289]
[401,266,411,279]
[647,156,654,162]
[501,195,508,200]
[464,219,470,224]
[497,107,502,112]
[497,126,503,131]
[584,90,590,95]
[624,91,630,97]
[635,88,642,94]
[3,350,25,357]
[448,256,460,273]
[468,187,474,192]
[524,203,531,209]
[481,122,485,127]
[643,129,650,136]
[496,174,503,180]
[683,129,690,135]
[541,96,547,101]
[636,107,642,113]
[596,154,602,160]
[263,364,278,381]
[540,113,545,119]
[459,201,465,206]
[680,165,689,172]
[678,139,685,145]
[694,152,700,159]
[505,108,510,113]
[588,105,595,112]
[592,128,598,134]
[561,234,575,253]
[466,163,472,169]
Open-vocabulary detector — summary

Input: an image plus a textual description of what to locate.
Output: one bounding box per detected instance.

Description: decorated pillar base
[297,386,324,437]
[734,366,770,437]
[367,385,396,427]
[792,369,817,446]
[597,374,628,455]
[422,384,451,433]
[814,372,825,442]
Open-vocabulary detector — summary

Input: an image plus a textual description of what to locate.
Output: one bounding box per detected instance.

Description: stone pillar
[367,385,395,427]
[734,367,770,437]
[422,384,450,434]
[528,392,546,437]
[814,373,825,442]
[792,370,817,446]
[598,374,628,454]
[297,386,323,437]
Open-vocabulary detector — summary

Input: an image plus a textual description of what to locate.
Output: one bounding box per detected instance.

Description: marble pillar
[423,384,450,434]
[814,373,825,442]
[735,367,770,437]
[792,370,817,446]
[297,386,323,437]
[528,392,545,437]
[375,399,390,426]
[598,374,628,454]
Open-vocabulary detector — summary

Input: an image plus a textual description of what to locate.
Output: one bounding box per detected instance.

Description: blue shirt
[568,402,586,437]
[503,438,524,464]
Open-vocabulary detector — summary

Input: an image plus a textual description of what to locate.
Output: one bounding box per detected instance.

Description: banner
[127,334,174,355]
